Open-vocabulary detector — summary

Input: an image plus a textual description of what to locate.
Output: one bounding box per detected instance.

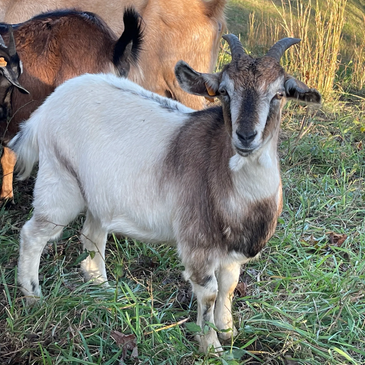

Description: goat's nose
[236,130,257,145]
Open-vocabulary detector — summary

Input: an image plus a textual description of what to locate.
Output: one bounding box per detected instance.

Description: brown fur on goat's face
[0,26,28,123]
[222,56,285,91]
[173,54,288,157]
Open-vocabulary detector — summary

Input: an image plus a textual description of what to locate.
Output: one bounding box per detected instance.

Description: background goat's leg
[186,266,222,353]
[0,146,16,201]
[80,211,108,285]
[215,261,240,340]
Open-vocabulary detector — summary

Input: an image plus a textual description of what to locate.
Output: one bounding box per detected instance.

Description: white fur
[10,71,282,353]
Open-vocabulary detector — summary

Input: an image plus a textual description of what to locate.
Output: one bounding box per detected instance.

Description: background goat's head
[0,25,29,121]
[175,35,321,158]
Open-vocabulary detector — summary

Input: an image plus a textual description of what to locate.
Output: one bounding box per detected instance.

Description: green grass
[1,0,365,364]
[1,104,364,364]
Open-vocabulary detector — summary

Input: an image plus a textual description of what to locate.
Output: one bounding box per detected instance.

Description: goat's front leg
[215,261,241,341]
[185,265,222,353]
[0,146,16,201]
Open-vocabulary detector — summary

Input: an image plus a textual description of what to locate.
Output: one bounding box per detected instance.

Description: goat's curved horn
[7,26,16,57]
[222,34,247,60]
[0,34,6,49]
[266,37,301,61]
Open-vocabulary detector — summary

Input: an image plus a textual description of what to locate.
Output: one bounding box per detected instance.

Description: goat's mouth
[235,146,256,157]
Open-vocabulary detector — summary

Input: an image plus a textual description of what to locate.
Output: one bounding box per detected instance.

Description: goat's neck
[229,130,281,202]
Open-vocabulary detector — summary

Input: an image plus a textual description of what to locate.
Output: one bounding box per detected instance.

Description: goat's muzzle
[234,130,258,156]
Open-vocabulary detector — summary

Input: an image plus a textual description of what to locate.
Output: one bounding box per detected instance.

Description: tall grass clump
[348,17,365,92]
[246,11,281,54]
[275,0,347,100]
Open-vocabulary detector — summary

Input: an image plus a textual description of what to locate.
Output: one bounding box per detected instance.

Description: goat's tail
[113,7,144,77]
[8,115,40,180]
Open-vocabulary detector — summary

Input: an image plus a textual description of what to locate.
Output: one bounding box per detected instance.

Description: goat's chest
[221,189,281,258]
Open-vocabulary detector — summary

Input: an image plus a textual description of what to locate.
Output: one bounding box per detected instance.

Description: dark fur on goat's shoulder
[163,106,279,265]
[163,108,232,247]
[229,197,278,257]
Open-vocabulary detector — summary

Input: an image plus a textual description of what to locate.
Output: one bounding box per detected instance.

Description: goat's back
[10,10,117,82]
[2,0,147,33]
[12,74,193,240]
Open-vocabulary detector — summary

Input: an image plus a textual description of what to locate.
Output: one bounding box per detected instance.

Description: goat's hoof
[24,294,41,306]
[19,283,42,305]
[218,326,238,341]
[91,278,110,288]
[82,272,109,286]
[195,334,223,355]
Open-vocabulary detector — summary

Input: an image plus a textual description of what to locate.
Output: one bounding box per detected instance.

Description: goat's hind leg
[18,215,65,304]
[80,211,108,285]
[18,168,85,304]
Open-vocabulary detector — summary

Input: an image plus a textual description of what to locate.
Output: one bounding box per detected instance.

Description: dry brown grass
[243,0,354,99]
[276,0,348,99]
[350,16,365,91]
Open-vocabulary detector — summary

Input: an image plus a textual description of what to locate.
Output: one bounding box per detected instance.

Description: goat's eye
[219,87,228,96]
[274,91,284,100]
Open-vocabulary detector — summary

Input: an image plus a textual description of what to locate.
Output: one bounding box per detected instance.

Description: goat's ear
[175,60,219,97]
[285,75,321,104]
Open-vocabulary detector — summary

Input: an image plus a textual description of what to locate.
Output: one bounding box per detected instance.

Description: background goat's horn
[266,37,301,61]
[223,34,247,60]
[7,26,16,57]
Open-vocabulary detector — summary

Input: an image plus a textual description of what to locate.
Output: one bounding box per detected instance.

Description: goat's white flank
[10,35,321,354]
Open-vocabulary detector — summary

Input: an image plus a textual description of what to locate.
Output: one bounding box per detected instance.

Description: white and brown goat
[9,35,321,353]
[0,8,143,201]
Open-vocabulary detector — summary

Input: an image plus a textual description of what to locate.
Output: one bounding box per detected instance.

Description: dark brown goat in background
[0,26,29,121]
[0,0,227,110]
[0,8,143,201]
[0,26,29,203]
